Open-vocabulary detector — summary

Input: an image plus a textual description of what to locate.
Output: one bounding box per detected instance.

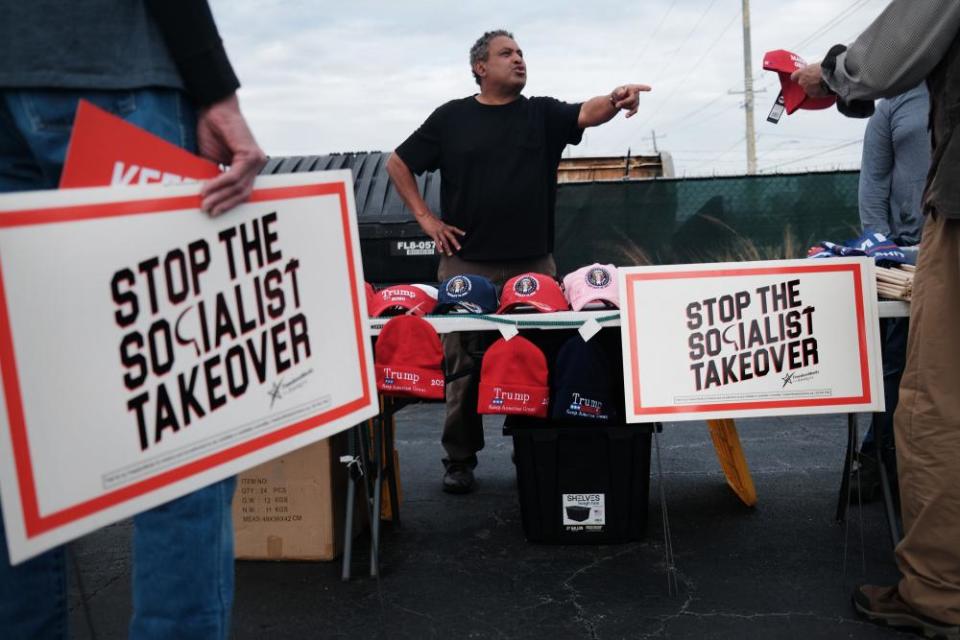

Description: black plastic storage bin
[504,418,654,544]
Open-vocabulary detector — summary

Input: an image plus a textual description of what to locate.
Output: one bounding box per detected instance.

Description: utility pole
[642,129,665,154]
[741,0,757,174]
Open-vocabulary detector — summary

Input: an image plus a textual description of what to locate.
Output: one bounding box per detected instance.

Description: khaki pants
[437,253,557,463]
[894,213,960,624]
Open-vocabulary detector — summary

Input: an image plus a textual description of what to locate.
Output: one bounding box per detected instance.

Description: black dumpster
[260,152,440,285]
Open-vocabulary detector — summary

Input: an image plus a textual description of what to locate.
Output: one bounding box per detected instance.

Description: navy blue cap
[435,274,499,314]
[551,335,618,423]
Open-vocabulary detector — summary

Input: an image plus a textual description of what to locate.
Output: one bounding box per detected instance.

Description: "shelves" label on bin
[562,493,606,531]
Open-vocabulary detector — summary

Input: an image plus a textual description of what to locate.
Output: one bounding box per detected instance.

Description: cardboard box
[232,431,363,561]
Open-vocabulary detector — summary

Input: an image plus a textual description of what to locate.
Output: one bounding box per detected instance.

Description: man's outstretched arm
[578,84,651,128]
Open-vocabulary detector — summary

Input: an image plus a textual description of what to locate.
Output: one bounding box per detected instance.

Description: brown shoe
[442,461,475,494]
[853,585,960,639]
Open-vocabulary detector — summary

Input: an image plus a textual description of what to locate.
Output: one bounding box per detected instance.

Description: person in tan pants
[436,254,556,486]
[795,1,960,636]
[386,29,649,493]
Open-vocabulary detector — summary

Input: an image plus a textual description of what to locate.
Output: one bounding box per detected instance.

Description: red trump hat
[763,49,836,116]
[477,336,549,417]
[365,282,376,308]
[375,315,444,400]
[369,284,437,317]
[497,273,570,314]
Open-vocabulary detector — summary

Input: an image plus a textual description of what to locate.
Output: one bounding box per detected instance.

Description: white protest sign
[0,170,377,563]
[618,258,883,423]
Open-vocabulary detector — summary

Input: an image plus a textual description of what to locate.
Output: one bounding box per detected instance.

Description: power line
[789,0,872,54]
[653,93,729,131]
[754,139,861,162]
[656,94,752,146]
[654,0,879,161]
[643,10,741,130]
[760,132,864,143]
[688,134,746,172]
[759,139,862,172]
[629,0,680,71]
[648,0,720,86]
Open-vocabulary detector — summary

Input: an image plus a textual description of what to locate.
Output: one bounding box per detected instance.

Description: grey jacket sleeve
[858,103,893,237]
[822,0,960,101]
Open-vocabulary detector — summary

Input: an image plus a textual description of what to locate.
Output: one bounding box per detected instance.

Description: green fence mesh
[554,170,862,275]
[353,169,862,283]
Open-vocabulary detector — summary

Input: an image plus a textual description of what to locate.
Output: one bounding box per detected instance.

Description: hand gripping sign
[0,171,377,563]
[618,259,884,423]
[60,100,220,188]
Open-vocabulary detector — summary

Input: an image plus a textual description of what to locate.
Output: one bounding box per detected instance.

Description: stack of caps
[369,284,437,317]
[498,272,569,314]
[435,274,499,314]
[562,264,619,311]
[374,315,444,399]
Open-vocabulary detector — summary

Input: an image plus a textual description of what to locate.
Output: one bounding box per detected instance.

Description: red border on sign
[0,182,373,537]
[624,263,871,415]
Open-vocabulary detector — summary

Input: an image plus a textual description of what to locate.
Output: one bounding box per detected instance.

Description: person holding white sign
[386,29,650,494]
[794,2,960,636]
[0,1,265,639]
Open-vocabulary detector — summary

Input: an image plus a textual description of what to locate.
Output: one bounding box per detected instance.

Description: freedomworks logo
[383,368,420,385]
[492,387,531,405]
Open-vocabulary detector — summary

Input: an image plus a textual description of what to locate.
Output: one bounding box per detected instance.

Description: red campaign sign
[60,100,220,189]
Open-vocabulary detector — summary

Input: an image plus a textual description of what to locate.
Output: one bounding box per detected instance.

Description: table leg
[384,406,401,527]
[835,413,858,523]
[874,446,901,546]
[341,425,359,582]
[370,415,383,577]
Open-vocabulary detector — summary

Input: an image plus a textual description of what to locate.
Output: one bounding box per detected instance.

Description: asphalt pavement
[68,405,911,639]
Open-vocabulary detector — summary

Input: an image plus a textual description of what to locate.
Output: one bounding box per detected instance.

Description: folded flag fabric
[806,232,914,265]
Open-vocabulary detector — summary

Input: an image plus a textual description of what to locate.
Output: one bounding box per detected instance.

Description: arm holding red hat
[577,84,652,128]
[792,0,960,102]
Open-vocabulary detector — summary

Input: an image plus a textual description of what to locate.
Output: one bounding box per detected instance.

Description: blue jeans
[0,89,237,640]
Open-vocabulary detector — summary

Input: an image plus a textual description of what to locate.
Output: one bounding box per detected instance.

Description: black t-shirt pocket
[515,110,545,151]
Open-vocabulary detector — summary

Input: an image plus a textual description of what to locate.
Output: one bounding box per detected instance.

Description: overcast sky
[211,0,893,177]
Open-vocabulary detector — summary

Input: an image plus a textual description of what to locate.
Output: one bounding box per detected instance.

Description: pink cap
[562,264,619,311]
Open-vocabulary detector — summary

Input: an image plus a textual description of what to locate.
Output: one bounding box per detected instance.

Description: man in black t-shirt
[386,29,649,494]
